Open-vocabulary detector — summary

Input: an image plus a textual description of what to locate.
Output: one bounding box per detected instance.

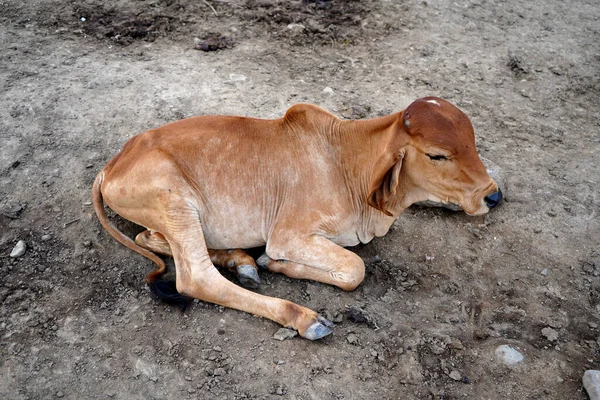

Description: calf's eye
[426,153,449,161]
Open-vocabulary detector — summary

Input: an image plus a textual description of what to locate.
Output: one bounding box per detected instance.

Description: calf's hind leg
[151,196,332,339]
[209,249,260,289]
[135,230,260,289]
[135,230,173,256]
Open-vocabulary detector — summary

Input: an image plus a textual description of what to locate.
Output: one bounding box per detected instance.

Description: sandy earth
[1,0,599,399]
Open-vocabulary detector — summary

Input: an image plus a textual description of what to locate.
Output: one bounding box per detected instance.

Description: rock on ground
[584,370,600,400]
[10,240,26,258]
[495,345,524,366]
[541,327,559,342]
[273,328,297,341]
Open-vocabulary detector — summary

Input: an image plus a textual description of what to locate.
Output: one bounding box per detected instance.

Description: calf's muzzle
[484,189,503,209]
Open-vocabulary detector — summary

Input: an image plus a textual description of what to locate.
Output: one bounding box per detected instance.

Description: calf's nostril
[484,189,503,209]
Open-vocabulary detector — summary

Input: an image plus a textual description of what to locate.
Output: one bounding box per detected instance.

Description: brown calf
[92,97,501,339]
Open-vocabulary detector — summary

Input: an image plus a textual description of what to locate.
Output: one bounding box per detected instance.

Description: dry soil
[1,0,599,399]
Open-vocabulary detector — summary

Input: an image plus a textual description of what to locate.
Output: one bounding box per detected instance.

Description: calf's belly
[202,228,267,250]
[199,210,268,250]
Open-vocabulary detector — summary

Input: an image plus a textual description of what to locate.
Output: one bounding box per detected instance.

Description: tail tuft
[149,279,194,311]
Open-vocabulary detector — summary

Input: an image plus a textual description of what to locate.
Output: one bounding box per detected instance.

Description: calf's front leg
[156,200,332,340]
[260,233,366,291]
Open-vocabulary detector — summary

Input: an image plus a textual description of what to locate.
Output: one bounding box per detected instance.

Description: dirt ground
[1,0,599,398]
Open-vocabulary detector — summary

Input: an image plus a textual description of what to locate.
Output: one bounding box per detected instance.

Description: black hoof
[237,264,260,289]
[301,316,334,340]
[148,279,193,311]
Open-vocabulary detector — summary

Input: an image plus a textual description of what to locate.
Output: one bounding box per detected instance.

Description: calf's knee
[336,266,365,291]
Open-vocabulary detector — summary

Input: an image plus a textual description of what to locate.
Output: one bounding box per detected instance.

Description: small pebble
[41,234,52,241]
[10,240,27,258]
[449,370,462,381]
[287,23,306,34]
[273,328,297,341]
[495,345,524,366]
[583,370,600,400]
[213,368,225,376]
[541,327,559,342]
[589,322,599,329]
[540,268,548,276]
[450,339,464,350]
[323,87,334,95]
[409,244,415,253]
[425,254,435,262]
[347,333,359,344]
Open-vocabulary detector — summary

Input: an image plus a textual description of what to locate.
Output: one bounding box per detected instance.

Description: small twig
[63,218,80,228]
[203,0,219,16]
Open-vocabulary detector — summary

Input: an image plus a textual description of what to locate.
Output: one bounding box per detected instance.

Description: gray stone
[287,23,306,34]
[449,370,462,381]
[583,370,600,400]
[495,345,524,366]
[273,328,297,341]
[274,385,286,395]
[10,240,26,258]
[347,333,359,344]
[541,327,559,342]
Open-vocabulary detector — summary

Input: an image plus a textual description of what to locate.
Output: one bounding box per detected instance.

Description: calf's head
[368,97,502,216]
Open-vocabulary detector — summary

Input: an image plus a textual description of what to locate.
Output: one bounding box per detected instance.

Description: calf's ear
[367,150,404,216]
